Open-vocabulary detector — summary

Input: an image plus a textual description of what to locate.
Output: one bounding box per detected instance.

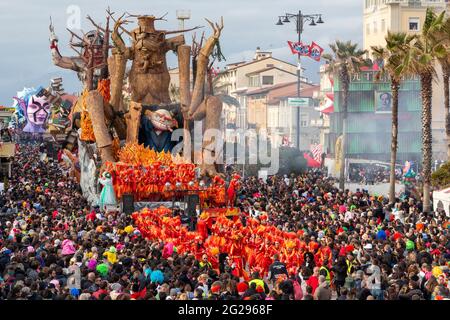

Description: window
[366,23,370,35]
[266,64,274,68]
[248,75,260,87]
[381,19,386,32]
[262,76,274,85]
[373,21,377,33]
[300,113,309,127]
[409,17,420,31]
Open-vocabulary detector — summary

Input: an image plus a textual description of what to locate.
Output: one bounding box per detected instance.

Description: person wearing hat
[248,271,270,295]
[96,263,109,278]
[314,275,332,300]
[236,282,249,297]
[209,281,222,298]
[406,239,415,252]
[166,288,179,300]
[103,246,118,265]
[108,283,123,300]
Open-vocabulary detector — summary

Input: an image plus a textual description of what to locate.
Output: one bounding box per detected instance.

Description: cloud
[0,0,363,102]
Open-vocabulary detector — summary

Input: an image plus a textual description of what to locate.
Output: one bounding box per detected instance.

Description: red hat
[237,282,248,295]
[211,284,221,294]
[393,232,403,241]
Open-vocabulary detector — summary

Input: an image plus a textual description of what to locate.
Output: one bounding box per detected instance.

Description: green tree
[430,15,450,160]
[323,41,368,191]
[409,9,447,212]
[372,32,416,205]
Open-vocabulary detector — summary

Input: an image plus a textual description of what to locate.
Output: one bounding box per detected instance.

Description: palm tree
[372,32,416,205]
[430,15,450,159]
[323,41,368,191]
[409,9,447,212]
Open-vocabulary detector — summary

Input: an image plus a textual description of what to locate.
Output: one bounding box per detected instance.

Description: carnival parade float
[2,9,331,279]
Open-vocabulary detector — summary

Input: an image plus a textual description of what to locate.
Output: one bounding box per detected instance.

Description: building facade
[328,68,422,164]
[245,82,320,150]
[363,0,450,160]
[214,47,308,136]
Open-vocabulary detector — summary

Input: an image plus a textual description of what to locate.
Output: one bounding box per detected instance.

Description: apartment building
[363,0,450,160]
[214,47,308,134]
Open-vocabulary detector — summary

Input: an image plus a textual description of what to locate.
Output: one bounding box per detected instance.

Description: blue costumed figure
[98,172,117,211]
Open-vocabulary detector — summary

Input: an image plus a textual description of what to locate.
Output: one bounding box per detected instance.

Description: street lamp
[276,11,324,150]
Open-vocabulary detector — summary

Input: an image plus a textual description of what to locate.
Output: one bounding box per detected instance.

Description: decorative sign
[309,42,324,62]
[350,71,420,83]
[287,41,324,61]
[201,207,240,218]
[375,91,393,113]
[288,97,310,107]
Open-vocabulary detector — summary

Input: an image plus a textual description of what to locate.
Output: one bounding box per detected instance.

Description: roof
[226,56,298,71]
[246,81,298,96]
[245,66,297,77]
[266,83,320,104]
[226,61,246,67]
[245,81,319,105]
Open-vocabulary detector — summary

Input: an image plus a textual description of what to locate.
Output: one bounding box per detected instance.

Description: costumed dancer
[98,171,117,212]
[227,174,241,207]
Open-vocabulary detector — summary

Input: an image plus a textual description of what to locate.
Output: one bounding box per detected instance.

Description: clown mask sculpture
[13,87,52,133]
[26,95,51,128]
[148,109,178,133]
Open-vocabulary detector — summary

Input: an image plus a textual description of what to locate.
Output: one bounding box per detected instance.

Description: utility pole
[276,11,324,150]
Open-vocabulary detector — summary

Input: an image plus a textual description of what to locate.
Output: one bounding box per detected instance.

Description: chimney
[253,47,272,61]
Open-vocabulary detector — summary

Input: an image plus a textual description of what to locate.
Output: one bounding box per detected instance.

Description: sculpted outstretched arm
[49,21,82,72]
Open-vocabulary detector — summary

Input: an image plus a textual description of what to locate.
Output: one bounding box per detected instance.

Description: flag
[287,41,311,56]
[304,153,321,168]
[309,42,324,62]
[287,41,298,55]
[310,144,323,163]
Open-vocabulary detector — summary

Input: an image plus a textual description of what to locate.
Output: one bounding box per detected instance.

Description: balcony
[385,0,447,6]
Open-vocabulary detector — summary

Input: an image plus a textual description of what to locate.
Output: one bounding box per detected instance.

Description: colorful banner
[287,41,310,56]
[287,41,324,62]
[309,41,324,62]
[201,207,240,218]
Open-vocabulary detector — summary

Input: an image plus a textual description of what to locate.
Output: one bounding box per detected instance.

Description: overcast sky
[0,0,363,103]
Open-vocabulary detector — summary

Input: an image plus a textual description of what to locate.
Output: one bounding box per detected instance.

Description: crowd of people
[0,143,449,300]
[348,164,405,185]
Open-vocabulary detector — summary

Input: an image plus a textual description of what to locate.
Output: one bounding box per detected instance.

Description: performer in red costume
[197,217,208,240]
[227,174,241,207]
